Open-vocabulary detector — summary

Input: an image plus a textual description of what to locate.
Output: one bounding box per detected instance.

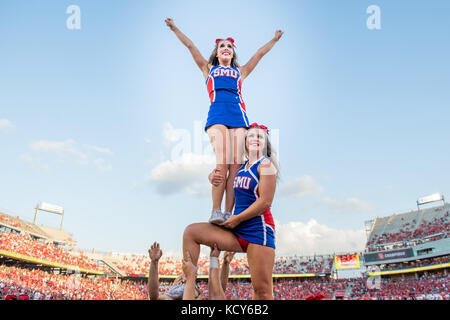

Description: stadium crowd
[1,228,334,278]
[1,261,449,300]
[349,273,449,300]
[1,210,449,300]
[112,254,334,277]
[366,212,450,252]
[160,272,450,300]
[0,231,106,272]
[0,265,148,300]
[0,214,22,229]
[367,255,450,272]
[273,256,333,274]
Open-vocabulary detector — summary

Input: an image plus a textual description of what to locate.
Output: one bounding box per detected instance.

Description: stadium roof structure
[0,212,76,247]
[37,225,74,245]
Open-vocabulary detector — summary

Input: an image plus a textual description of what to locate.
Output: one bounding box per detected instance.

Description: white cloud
[279,175,324,198]
[19,154,34,164]
[28,139,112,172]
[148,153,215,196]
[275,219,366,256]
[163,122,189,144]
[93,158,112,172]
[186,182,211,198]
[322,197,374,214]
[84,144,113,156]
[31,139,87,159]
[18,154,49,170]
[0,119,14,131]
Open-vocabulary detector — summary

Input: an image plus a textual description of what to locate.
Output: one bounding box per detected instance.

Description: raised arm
[148,242,162,300]
[182,251,198,300]
[220,251,235,293]
[239,30,284,80]
[165,18,210,79]
[208,244,226,300]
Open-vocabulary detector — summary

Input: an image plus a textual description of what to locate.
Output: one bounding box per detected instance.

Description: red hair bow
[215,37,236,48]
[249,122,269,134]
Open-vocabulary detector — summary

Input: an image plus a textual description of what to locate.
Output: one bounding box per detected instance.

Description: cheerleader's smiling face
[246,128,266,155]
[216,40,234,62]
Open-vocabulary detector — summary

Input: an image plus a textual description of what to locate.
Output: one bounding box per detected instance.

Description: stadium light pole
[33,204,38,225]
[60,210,64,230]
[33,202,65,230]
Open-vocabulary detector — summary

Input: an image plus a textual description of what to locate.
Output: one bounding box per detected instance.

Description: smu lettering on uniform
[234,176,252,190]
[213,68,238,79]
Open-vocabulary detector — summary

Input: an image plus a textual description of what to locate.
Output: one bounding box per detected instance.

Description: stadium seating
[0,265,147,300]
[369,255,450,272]
[366,205,450,252]
[106,253,334,277]
[0,231,106,272]
[2,262,447,300]
[1,206,449,300]
[349,273,449,300]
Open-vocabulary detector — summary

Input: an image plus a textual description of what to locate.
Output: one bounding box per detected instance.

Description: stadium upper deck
[0,212,76,248]
[365,203,450,252]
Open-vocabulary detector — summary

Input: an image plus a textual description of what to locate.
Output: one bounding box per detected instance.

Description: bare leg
[247,243,275,300]
[225,164,240,213]
[224,128,246,213]
[182,222,243,266]
[207,125,230,212]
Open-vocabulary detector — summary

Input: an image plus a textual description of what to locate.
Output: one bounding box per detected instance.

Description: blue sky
[0,0,449,257]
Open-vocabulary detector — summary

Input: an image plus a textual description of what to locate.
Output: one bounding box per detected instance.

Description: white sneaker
[223,212,232,221]
[209,210,226,225]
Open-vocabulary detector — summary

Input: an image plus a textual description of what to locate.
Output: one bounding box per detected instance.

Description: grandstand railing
[0,249,104,275]
[368,262,450,277]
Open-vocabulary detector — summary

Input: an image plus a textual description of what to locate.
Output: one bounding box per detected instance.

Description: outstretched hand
[149,242,162,261]
[274,30,284,41]
[223,251,235,264]
[165,18,176,30]
[210,243,221,258]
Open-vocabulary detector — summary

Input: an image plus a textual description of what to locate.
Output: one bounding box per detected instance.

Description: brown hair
[208,39,240,67]
[244,127,280,181]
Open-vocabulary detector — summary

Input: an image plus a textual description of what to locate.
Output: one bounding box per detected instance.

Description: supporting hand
[220,214,241,229]
[208,169,226,187]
